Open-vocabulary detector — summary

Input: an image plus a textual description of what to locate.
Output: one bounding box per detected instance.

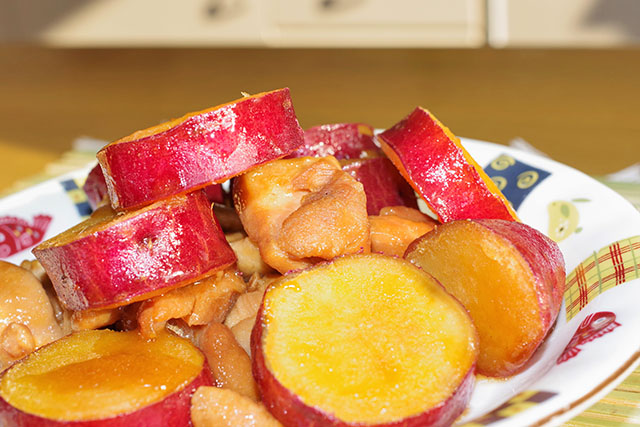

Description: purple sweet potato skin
[33,191,236,311]
[98,88,304,210]
[342,157,418,215]
[83,164,109,210]
[379,107,517,222]
[474,219,566,329]
[289,123,377,160]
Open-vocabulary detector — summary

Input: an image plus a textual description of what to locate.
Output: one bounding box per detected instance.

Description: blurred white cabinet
[264,0,485,47]
[6,0,640,47]
[488,0,640,47]
[15,0,485,47]
[33,0,266,46]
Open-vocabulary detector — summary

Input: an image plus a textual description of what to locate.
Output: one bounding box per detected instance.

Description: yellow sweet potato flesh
[0,329,203,421]
[405,222,543,377]
[261,254,477,424]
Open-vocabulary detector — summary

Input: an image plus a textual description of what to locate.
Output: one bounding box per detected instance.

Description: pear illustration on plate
[547,199,589,242]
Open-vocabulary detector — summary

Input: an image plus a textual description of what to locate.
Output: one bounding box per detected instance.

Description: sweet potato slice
[83,164,109,210]
[252,254,478,426]
[405,219,565,377]
[33,191,236,311]
[0,329,213,425]
[98,88,304,210]
[378,107,518,222]
[342,157,419,215]
[289,122,377,159]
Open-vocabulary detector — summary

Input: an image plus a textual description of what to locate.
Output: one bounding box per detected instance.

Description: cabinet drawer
[266,0,485,47]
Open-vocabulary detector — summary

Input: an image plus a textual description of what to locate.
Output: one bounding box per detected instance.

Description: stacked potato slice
[36,88,304,312]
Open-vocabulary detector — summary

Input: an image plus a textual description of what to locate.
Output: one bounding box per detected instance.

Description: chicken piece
[230,315,256,357]
[111,302,142,332]
[165,318,196,342]
[191,386,282,427]
[369,206,439,257]
[20,259,72,334]
[19,259,48,283]
[224,291,264,330]
[233,157,370,274]
[1,323,35,360]
[227,234,275,276]
[137,268,246,339]
[0,261,65,372]
[224,273,276,329]
[225,232,245,243]
[71,307,123,331]
[196,322,259,401]
[246,271,279,292]
[379,205,438,223]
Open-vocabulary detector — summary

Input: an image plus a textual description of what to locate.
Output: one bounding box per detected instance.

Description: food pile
[0,88,565,426]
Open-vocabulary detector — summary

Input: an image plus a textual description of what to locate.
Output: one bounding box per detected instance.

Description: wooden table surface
[1,47,639,190]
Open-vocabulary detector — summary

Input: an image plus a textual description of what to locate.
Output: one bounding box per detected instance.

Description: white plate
[1,138,639,426]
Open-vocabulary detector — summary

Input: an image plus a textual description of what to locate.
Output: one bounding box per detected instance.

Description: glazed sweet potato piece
[405,219,565,377]
[0,330,213,425]
[98,88,304,210]
[83,164,109,210]
[252,254,478,426]
[33,191,236,311]
[378,107,518,222]
[288,122,377,160]
[342,157,419,215]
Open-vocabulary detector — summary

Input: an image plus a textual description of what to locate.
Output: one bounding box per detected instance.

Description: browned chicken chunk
[233,157,370,274]
[191,386,282,427]
[137,268,246,339]
[196,322,259,401]
[226,233,275,276]
[0,261,64,371]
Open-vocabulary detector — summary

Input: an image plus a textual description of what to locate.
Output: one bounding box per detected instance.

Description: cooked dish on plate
[2,87,638,427]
